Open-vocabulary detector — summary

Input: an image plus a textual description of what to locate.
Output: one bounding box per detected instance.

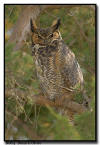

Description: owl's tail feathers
[82,90,93,112]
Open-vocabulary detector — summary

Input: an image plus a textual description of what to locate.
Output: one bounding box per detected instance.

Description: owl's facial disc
[30,19,61,45]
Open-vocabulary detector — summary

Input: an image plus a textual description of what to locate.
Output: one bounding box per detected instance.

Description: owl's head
[30,19,62,46]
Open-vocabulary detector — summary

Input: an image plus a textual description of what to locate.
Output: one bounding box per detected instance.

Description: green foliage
[74,109,95,140]
[45,106,81,140]
[5,5,95,140]
[5,5,21,30]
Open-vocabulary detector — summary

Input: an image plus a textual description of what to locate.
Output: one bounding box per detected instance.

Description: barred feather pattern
[32,39,84,101]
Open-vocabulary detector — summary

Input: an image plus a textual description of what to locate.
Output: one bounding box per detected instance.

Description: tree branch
[32,95,87,114]
[5,88,87,114]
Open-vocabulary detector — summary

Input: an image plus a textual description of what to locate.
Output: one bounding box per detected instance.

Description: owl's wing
[58,40,84,90]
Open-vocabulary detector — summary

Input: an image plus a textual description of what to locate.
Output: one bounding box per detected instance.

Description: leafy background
[5,5,95,140]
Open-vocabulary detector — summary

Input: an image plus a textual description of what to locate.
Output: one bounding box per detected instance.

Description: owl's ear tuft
[30,19,37,32]
[51,19,61,31]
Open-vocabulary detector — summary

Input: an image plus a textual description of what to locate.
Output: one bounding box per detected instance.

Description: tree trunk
[9,5,42,50]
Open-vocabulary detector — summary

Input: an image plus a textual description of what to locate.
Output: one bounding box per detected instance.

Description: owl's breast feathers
[33,40,84,99]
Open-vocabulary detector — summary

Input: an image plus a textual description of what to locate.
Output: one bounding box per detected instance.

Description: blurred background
[5,5,95,140]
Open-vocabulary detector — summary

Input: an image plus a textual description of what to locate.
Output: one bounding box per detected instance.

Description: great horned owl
[30,19,89,109]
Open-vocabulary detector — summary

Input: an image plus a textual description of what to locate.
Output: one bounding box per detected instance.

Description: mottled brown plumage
[30,19,89,112]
